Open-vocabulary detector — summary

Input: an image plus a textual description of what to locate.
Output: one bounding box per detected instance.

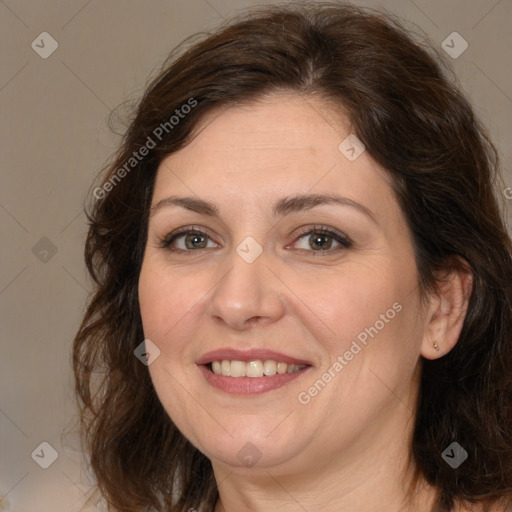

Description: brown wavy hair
[73,2,512,511]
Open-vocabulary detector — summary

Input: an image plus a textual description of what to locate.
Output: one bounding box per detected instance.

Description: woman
[73,3,512,511]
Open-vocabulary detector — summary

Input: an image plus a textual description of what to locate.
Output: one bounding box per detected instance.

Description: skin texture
[138,93,471,512]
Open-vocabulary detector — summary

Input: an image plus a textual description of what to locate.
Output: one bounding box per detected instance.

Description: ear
[420,259,473,360]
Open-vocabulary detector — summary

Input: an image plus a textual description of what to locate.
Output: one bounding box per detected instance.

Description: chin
[194,420,313,471]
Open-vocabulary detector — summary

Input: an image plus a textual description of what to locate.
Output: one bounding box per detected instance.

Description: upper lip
[196,348,312,366]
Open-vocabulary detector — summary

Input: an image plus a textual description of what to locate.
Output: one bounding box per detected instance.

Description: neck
[213,466,437,512]
[211,395,437,512]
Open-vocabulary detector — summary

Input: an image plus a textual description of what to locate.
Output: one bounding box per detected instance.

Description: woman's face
[138,93,429,475]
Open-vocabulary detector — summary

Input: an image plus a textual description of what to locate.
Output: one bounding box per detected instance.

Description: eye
[158,227,218,251]
[291,226,352,253]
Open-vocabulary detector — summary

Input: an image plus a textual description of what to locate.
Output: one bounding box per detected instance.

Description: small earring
[433,341,440,351]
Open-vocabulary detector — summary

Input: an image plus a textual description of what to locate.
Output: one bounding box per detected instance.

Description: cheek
[138,263,203,430]
[138,261,204,342]
[293,259,422,398]
[330,268,422,396]
[137,261,209,414]
[292,262,408,344]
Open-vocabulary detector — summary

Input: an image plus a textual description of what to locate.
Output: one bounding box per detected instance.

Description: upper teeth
[211,360,306,377]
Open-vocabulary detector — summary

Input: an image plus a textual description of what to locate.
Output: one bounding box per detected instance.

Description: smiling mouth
[208,359,309,378]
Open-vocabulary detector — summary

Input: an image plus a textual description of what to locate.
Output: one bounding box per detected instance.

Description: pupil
[311,233,331,250]
[187,234,206,249]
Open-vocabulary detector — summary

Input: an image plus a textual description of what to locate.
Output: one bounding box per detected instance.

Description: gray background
[1,1,511,511]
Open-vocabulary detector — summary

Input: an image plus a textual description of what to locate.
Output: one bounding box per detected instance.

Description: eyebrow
[150,193,376,222]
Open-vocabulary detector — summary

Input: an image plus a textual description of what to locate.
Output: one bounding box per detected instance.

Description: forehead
[152,92,394,214]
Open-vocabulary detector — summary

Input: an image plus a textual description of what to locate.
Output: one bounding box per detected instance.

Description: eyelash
[157,225,353,255]
[157,225,214,251]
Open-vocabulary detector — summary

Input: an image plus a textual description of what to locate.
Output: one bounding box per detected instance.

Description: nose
[206,246,286,331]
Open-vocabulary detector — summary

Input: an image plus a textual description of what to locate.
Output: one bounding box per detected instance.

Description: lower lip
[198,365,310,395]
